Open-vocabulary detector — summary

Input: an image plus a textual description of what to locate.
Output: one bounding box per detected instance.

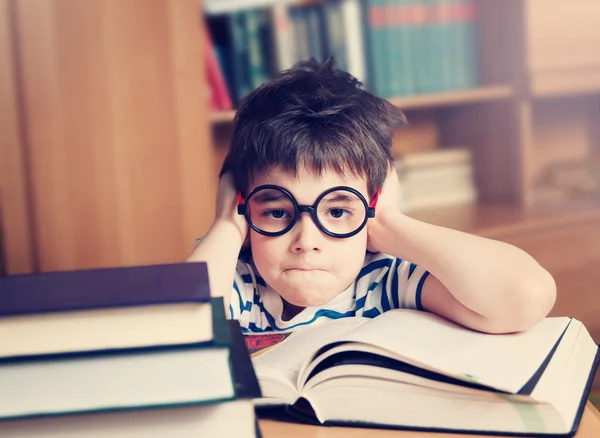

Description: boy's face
[248,166,369,308]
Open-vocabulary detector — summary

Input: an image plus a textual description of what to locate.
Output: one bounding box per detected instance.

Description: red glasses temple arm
[369,188,381,208]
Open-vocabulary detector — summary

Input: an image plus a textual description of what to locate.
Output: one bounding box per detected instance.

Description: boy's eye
[328,208,350,219]
[264,209,291,220]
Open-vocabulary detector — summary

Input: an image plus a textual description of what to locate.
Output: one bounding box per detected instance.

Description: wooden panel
[525,0,600,73]
[437,101,523,203]
[474,0,525,88]
[391,111,439,158]
[0,0,35,274]
[530,96,600,182]
[13,0,216,271]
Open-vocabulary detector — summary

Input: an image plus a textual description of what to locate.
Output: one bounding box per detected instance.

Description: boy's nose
[290,213,322,253]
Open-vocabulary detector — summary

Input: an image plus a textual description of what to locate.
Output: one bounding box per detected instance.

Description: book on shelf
[203,20,233,110]
[204,0,296,15]
[396,147,477,212]
[402,186,477,211]
[532,156,600,207]
[396,146,472,169]
[0,262,213,359]
[246,309,599,436]
[1,319,261,438]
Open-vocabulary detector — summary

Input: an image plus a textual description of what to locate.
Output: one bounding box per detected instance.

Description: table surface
[258,402,600,438]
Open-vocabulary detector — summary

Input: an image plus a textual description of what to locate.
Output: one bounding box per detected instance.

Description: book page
[247,317,368,399]
[333,309,570,393]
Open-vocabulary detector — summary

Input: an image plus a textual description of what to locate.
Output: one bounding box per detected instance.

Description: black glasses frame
[237,184,375,239]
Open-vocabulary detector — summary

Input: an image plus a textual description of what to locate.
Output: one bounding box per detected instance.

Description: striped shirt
[229,251,430,333]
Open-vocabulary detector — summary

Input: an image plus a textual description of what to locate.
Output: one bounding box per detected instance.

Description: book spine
[229,12,252,101]
[400,162,474,182]
[305,6,325,62]
[271,3,295,71]
[388,0,414,96]
[290,7,310,64]
[366,0,391,97]
[246,10,270,90]
[323,0,349,71]
[203,22,233,110]
[435,0,455,92]
[449,0,478,90]
[413,0,431,94]
[402,187,476,211]
[340,0,367,83]
[461,0,478,88]
[398,148,472,168]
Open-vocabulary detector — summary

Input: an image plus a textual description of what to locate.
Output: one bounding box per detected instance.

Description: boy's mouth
[285,267,325,272]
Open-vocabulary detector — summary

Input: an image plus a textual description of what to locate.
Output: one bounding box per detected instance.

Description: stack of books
[532,157,600,208]
[0,263,260,437]
[395,147,477,212]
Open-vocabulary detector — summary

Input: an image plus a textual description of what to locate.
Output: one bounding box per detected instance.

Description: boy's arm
[186,174,248,312]
[369,171,556,334]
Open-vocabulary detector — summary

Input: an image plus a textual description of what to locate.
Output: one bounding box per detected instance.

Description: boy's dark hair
[220,57,406,199]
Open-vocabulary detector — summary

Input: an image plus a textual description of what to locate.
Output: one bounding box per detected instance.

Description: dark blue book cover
[227,319,262,400]
[0,262,210,316]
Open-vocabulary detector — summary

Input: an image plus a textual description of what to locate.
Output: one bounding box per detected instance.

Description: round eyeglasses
[237,185,379,238]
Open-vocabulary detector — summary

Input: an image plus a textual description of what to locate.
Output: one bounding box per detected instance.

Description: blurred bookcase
[203,0,600,230]
[1,0,598,276]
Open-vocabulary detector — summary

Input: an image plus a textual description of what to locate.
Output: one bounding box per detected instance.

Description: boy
[188,58,556,334]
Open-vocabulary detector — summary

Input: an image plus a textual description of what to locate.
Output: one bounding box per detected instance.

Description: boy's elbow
[488,268,557,334]
[524,267,557,324]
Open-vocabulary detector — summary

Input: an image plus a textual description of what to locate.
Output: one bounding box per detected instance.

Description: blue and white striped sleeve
[228,258,258,321]
[390,257,430,311]
[228,267,246,320]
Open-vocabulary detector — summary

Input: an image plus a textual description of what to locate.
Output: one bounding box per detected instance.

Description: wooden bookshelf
[387,85,513,111]
[210,85,514,125]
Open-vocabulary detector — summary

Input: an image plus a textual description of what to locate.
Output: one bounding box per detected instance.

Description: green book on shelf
[455,0,478,89]
[388,0,415,96]
[246,9,270,90]
[366,0,392,97]
[434,0,454,93]
[414,0,434,94]
[229,12,253,101]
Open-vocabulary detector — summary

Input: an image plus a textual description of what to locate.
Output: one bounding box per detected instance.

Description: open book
[245,309,600,437]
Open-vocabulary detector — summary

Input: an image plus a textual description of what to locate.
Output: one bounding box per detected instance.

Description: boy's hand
[367,166,402,253]
[215,173,249,245]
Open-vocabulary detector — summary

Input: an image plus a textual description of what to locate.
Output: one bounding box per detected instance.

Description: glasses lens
[246,188,296,234]
[316,189,367,236]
